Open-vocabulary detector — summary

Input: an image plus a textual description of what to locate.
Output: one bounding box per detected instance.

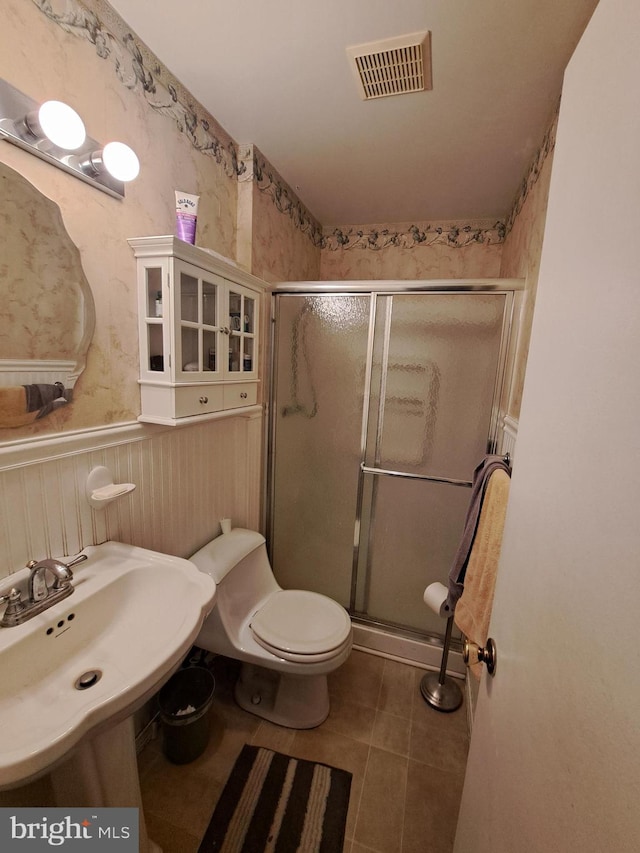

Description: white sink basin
[0,541,216,790]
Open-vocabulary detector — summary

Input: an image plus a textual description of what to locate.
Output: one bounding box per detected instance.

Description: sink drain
[74,669,102,690]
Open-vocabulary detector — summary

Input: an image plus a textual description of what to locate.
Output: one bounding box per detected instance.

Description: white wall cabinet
[129,236,265,425]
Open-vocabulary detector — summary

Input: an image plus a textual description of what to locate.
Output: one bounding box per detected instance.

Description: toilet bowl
[190,528,352,728]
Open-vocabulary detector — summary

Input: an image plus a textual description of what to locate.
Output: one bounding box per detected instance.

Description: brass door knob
[463,637,497,676]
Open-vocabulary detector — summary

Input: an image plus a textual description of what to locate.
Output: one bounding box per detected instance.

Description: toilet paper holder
[463,637,497,676]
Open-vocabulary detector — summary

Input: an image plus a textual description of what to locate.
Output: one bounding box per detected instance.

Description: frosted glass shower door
[269,289,511,640]
[269,294,371,607]
[355,293,508,635]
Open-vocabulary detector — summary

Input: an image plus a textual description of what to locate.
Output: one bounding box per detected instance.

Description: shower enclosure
[267,284,514,655]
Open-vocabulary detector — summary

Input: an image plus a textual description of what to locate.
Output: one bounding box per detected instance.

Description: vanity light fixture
[76,141,140,183]
[24,99,87,150]
[0,77,139,199]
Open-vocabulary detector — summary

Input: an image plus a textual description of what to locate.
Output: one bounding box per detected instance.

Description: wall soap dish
[86,465,136,509]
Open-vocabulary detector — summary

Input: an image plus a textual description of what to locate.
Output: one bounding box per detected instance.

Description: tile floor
[138,650,470,853]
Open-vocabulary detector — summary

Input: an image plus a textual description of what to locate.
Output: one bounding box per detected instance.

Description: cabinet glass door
[202,280,218,373]
[227,286,257,376]
[176,262,222,377]
[144,265,165,373]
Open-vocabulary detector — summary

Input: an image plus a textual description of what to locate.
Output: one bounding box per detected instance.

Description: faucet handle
[0,588,20,606]
[0,588,25,622]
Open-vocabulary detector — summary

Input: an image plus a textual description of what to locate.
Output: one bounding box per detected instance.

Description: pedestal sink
[0,541,217,851]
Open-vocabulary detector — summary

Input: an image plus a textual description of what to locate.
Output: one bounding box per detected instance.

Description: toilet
[190,528,353,728]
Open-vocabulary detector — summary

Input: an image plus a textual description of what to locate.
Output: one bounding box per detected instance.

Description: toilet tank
[190,528,280,616]
[191,528,266,583]
[191,528,281,655]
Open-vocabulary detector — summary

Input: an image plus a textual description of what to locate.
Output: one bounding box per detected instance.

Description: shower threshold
[350,617,465,678]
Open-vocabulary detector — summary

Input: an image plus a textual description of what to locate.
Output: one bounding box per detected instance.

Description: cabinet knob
[240,392,248,399]
[199,396,209,404]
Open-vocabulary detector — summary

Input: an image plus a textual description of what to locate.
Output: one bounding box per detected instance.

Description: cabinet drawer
[223,382,257,410]
[174,384,224,417]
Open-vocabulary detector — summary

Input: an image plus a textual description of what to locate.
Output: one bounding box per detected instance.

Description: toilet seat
[251,590,352,663]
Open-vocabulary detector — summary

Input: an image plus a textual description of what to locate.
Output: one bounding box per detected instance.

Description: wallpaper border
[31,0,557,251]
[504,106,559,234]
[32,0,239,179]
[321,220,506,252]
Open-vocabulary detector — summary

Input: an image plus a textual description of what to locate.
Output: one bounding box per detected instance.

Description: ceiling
[108,0,598,226]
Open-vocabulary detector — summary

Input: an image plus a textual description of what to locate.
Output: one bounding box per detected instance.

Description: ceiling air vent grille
[347,31,432,101]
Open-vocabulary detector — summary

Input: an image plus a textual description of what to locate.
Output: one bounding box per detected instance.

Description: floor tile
[401,759,465,853]
[144,812,200,853]
[378,658,419,719]
[409,709,469,776]
[322,693,377,743]
[353,746,408,853]
[329,649,385,708]
[249,720,296,754]
[140,760,222,840]
[137,651,469,853]
[371,709,411,756]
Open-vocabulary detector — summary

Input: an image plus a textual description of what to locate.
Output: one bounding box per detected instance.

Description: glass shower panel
[270,294,371,607]
[359,292,508,633]
[366,294,506,482]
[355,476,471,634]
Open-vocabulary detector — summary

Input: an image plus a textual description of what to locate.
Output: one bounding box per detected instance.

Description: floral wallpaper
[237,145,320,281]
[252,148,324,250]
[29,0,541,267]
[1,0,241,441]
[31,0,238,179]
[2,0,557,442]
[504,103,558,236]
[500,111,558,420]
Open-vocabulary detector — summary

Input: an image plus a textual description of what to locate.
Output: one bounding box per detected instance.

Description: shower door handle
[360,464,472,489]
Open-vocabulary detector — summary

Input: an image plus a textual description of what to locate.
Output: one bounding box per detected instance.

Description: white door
[454,1,640,851]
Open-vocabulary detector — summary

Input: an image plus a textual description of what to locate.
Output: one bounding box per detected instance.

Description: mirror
[0,162,95,427]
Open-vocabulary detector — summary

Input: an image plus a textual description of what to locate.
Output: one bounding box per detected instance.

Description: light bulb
[102,141,140,182]
[37,100,86,150]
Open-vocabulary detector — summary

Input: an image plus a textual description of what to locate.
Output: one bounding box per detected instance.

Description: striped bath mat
[198,745,352,852]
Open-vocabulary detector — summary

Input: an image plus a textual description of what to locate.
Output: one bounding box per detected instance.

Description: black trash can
[158,667,215,764]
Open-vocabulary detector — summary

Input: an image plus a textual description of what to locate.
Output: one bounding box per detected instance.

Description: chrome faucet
[0,553,87,627]
[28,558,75,602]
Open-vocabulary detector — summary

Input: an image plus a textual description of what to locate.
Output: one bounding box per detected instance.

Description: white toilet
[190,528,353,729]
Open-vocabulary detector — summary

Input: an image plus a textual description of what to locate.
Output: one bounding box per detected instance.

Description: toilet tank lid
[190,528,265,583]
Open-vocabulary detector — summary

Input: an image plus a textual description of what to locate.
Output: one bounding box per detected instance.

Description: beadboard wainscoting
[0,412,263,582]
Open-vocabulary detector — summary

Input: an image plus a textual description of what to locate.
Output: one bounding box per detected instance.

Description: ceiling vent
[347,31,432,101]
